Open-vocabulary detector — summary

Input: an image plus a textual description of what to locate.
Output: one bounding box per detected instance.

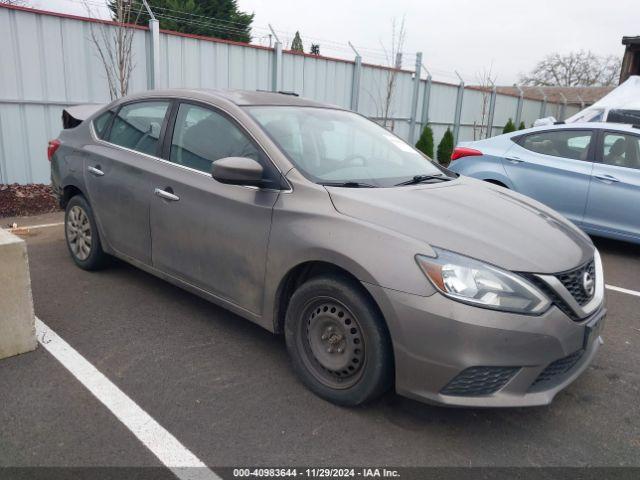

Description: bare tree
[379,17,406,131]
[520,50,621,87]
[473,66,496,140]
[84,0,143,100]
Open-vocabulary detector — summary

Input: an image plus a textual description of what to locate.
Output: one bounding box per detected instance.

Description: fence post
[269,24,282,92]
[420,66,432,128]
[537,87,547,118]
[486,83,496,139]
[515,85,524,127]
[453,71,464,145]
[348,42,362,112]
[148,19,160,89]
[408,52,422,145]
[142,0,160,89]
[559,92,567,121]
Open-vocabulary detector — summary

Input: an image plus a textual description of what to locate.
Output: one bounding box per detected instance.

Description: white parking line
[606,284,640,298]
[2,222,64,230]
[23,221,64,229]
[35,318,220,480]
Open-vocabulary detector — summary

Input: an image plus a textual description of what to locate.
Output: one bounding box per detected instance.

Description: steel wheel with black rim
[64,195,109,270]
[285,274,394,405]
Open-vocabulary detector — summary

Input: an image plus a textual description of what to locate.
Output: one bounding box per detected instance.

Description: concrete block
[0,228,37,359]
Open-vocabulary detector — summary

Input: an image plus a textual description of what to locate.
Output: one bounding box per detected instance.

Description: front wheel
[65,195,109,270]
[284,274,394,406]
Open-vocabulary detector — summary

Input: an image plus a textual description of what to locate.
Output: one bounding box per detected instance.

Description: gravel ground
[0,184,60,218]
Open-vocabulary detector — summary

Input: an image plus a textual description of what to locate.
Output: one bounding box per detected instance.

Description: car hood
[326,177,593,274]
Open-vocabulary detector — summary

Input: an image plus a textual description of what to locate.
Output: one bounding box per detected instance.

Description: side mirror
[211,157,265,187]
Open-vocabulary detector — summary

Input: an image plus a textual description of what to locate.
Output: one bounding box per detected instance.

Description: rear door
[148,101,282,314]
[84,100,171,264]
[582,130,640,241]
[502,129,595,225]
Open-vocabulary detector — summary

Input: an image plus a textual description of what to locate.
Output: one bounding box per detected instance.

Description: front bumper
[364,283,605,407]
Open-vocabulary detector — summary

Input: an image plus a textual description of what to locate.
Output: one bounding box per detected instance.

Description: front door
[84,101,171,264]
[583,130,640,242]
[149,102,281,314]
[502,129,595,225]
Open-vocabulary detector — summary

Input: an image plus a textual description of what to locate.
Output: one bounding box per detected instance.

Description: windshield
[246,106,450,187]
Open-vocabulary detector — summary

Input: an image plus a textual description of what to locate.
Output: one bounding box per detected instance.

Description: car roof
[513,122,640,135]
[119,88,343,109]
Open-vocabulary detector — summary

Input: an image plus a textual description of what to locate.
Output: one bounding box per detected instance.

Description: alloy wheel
[66,205,92,261]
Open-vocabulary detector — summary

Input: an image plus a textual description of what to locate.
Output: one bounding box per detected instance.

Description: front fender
[260,180,438,330]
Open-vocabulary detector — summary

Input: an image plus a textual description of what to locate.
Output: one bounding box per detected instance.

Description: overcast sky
[36,0,639,85]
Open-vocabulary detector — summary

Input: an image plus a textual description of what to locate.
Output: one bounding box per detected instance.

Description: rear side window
[169,103,261,173]
[93,110,114,140]
[601,133,640,170]
[519,130,592,161]
[108,101,170,156]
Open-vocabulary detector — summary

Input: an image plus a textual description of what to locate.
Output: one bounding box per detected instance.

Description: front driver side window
[520,130,592,161]
[169,103,262,174]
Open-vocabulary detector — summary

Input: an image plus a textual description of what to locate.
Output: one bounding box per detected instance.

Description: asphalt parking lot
[1,212,639,475]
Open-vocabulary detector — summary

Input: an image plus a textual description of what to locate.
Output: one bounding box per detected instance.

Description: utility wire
[50,0,478,82]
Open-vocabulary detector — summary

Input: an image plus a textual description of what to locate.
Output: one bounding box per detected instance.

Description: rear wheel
[65,195,109,270]
[284,274,393,406]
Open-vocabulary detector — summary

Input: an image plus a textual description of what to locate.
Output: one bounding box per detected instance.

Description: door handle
[594,174,620,184]
[154,187,180,202]
[506,157,524,164]
[87,166,104,176]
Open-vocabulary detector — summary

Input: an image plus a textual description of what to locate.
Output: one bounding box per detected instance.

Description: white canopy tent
[566,76,640,123]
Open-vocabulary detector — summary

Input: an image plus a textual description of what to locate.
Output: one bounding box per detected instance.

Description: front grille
[524,258,596,322]
[529,349,585,391]
[526,276,579,321]
[441,366,519,396]
[557,260,595,306]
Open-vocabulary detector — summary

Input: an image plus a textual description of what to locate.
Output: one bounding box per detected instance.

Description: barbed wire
[45,0,481,81]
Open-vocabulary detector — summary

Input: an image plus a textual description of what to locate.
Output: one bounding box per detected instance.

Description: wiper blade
[394,174,449,186]
[320,181,378,188]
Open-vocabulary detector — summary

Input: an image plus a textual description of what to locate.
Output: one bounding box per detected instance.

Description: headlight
[416,248,550,314]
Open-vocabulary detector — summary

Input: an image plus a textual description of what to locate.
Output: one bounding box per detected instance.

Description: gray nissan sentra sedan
[49,89,606,407]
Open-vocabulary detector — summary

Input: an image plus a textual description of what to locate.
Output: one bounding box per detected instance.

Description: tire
[64,194,109,271]
[284,274,394,406]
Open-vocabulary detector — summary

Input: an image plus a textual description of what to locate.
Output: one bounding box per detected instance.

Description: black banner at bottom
[1,467,638,480]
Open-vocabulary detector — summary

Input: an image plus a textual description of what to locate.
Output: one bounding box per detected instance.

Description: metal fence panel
[493,94,519,127]
[428,82,458,125]
[283,54,353,108]
[521,99,541,128]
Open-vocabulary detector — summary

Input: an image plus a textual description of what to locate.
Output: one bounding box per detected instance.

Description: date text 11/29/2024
[232,468,400,478]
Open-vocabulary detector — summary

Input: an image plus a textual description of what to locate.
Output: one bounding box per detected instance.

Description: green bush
[502,118,516,134]
[518,121,526,130]
[415,125,434,158]
[437,128,454,166]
